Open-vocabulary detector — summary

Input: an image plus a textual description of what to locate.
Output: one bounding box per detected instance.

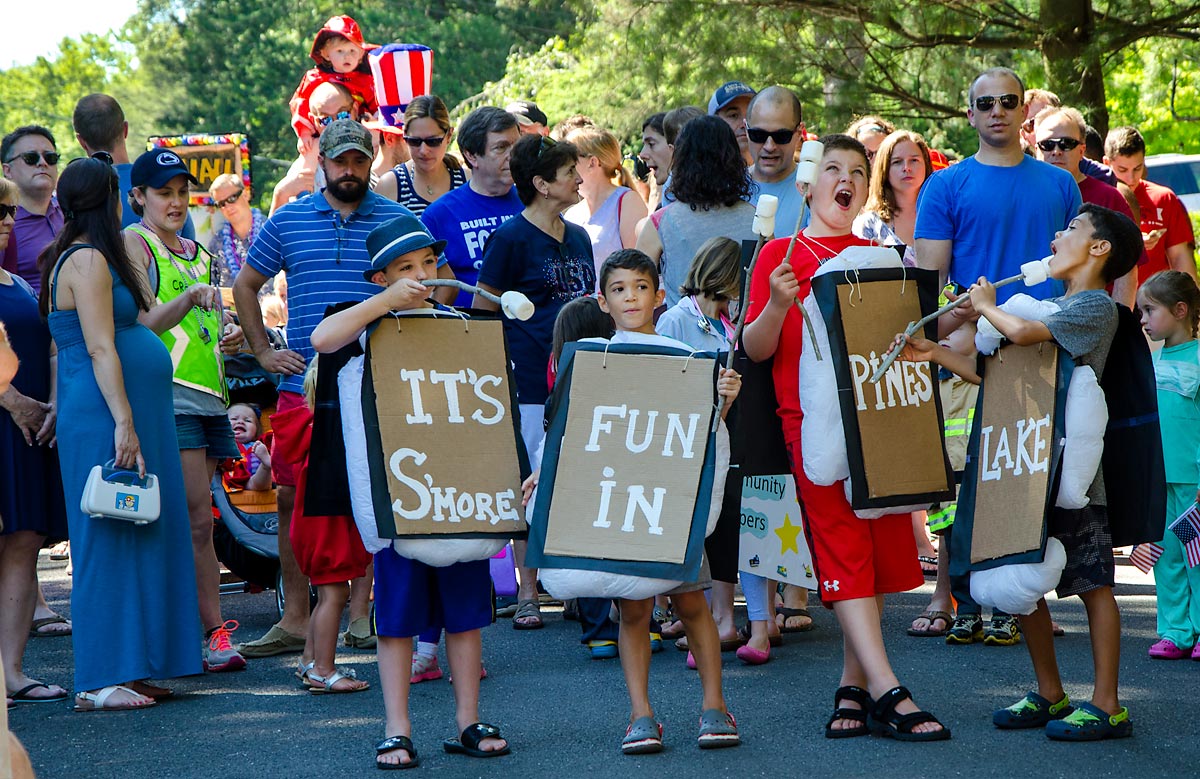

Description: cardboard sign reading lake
[968,344,1058,563]
[738,475,816,590]
[360,315,527,538]
[813,269,953,509]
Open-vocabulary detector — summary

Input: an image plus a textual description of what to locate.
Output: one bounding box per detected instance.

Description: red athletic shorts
[787,441,922,606]
[269,391,306,487]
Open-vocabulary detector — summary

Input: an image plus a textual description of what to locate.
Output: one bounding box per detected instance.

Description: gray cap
[319,118,374,159]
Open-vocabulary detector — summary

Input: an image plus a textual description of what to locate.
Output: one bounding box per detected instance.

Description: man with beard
[233,119,414,657]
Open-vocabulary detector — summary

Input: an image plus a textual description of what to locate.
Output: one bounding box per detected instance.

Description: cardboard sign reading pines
[359,313,529,539]
[526,342,719,581]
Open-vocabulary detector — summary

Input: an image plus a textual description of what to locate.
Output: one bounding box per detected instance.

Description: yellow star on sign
[775,513,802,556]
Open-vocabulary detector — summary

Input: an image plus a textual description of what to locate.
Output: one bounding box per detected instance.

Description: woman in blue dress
[38,156,202,712]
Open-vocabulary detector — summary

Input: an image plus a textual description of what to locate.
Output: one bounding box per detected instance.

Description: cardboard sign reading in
[739,475,816,589]
[813,269,953,509]
[540,349,716,567]
[148,134,251,206]
[361,315,526,539]
[968,344,1058,563]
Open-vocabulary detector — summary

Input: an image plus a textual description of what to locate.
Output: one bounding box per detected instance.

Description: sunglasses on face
[745,126,797,145]
[972,93,1021,112]
[212,189,244,208]
[5,150,60,166]
[0,204,17,220]
[318,111,352,127]
[403,134,446,148]
[1036,137,1082,153]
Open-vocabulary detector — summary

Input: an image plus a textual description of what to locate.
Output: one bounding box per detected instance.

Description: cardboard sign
[951,343,1071,574]
[812,268,953,509]
[148,133,251,206]
[359,314,528,539]
[526,343,718,581]
[738,474,816,590]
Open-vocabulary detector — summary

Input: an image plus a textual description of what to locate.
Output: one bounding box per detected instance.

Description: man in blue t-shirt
[746,86,807,237]
[916,67,1081,315]
[421,107,523,307]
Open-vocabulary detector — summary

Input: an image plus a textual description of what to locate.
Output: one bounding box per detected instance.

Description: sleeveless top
[126,223,227,403]
[389,160,469,216]
[564,186,630,280]
[658,200,756,308]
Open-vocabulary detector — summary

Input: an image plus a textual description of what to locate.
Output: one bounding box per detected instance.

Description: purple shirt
[2,198,63,293]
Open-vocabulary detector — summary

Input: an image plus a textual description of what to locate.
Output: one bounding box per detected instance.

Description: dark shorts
[175,413,239,458]
[373,547,493,638]
[1051,503,1115,598]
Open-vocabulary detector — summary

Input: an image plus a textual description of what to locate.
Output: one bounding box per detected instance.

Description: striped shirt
[245,189,414,395]
[388,161,469,216]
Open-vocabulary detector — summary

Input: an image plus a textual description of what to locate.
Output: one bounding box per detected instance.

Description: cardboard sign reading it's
[361,316,526,538]
[541,350,715,565]
[969,344,1058,563]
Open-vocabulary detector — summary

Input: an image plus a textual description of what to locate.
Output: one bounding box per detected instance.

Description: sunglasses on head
[972,93,1021,112]
[212,188,244,208]
[403,134,446,148]
[5,150,60,166]
[746,126,797,145]
[318,111,353,127]
[0,204,17,220]
[1036,137,1082,153]
[536,135,557,159]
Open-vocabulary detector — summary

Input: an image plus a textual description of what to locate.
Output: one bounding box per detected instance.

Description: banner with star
[738,474,816,590]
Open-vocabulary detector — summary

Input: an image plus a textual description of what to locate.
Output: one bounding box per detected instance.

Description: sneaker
[589,640,619,660]
[649,633,664,654]
[993,691,1072,729]
[411,653,444,683]
[945,614,983,645]
[203,620,247,672]
[1044,702,1132,741]
[983,615,1022,646]
[1149,638,1192,659]
[236,624,306,658]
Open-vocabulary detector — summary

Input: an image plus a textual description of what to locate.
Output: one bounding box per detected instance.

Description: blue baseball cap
[708,81,756,114]
[364,214,447,280]
[130,149,199,189]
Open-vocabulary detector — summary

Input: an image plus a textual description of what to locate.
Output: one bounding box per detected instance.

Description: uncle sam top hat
[369,44,434,129]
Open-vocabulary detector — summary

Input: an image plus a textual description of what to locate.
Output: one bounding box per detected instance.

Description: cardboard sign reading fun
[526,343,718,581]
[812,268,953,509]
[359,314,528,539]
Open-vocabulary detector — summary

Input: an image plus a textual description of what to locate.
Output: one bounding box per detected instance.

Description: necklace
[141,221,212,344]
[408,161,436,197]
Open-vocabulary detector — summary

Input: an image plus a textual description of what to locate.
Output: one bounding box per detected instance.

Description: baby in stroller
[224,403,273,492]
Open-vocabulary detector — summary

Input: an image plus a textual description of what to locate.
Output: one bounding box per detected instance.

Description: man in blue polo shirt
[233,118,413,656]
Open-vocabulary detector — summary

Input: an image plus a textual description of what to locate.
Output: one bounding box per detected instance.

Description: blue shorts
[373,548,493,638]
[175,413,239,458]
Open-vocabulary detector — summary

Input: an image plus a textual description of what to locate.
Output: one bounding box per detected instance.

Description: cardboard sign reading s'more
[359,313,529,539]
[526,342,719,581]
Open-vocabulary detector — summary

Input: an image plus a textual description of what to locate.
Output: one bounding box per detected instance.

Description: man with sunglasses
[1033,106,1141,307]
[916,67,1081,312]
[270,83,360,215]
[745,86,807,238]
[0,126,61,293]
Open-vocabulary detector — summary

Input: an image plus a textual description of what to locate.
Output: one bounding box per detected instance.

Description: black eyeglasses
[318,111,353,127]
[5,150,59,166]
[90,151,114,165]
[403,135,446,148]
[212,188,245,208]
[0,204,17,220]
[745,127,797,145]
[1036,138,1082,153]
[972,94,1020,112]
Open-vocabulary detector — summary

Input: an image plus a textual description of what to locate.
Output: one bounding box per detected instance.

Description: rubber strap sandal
[992,691,1072,729]
[825,685,872,739]
[868,686,951,742]
[375,735,419,770]
[622,716,664,755]
[697,709,740,749]
[1044,702,1132,741]
[907,610,952,637]
[443,722,511,758]
[775,606,814,633]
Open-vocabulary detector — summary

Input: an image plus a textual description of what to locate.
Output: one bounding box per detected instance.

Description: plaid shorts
[1050,503,1115,597]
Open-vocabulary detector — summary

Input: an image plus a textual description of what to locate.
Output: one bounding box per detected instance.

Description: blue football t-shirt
[421,184,523,306]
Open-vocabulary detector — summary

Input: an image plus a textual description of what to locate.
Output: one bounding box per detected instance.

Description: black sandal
[825,685,872,739]
[868,686,951,742]
[442,722,511,758]
[375,735,419,770]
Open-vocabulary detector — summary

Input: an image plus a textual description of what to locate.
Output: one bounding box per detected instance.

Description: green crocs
[993,691,1073,729]
[1045,702,1132,741]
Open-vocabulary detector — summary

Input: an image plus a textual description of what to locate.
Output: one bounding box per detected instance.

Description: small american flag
[1168,503,1200,568]
[1129,543,1164,574]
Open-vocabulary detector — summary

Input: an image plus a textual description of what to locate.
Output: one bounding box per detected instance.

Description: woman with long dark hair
[635,115,755,309]
[39,156,201,712]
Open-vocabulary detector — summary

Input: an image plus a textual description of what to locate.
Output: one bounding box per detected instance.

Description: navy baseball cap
[708,81,756,114]
[364,214,447,280]
[130,149,199,189]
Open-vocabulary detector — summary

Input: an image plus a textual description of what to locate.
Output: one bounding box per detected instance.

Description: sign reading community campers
[526,343,718,581]
[359,314,528,539]
[147,133,252,206]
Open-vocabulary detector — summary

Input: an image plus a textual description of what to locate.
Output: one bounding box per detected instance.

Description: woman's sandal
[375,735,420,770]
[511,599,544,630]
[907,610,952,637]
[868,686,951,742]
[307,668,370,695]
[442,722,510,758]
[825,685,873,739]
[73,685,156,713]
[775,606,814,633]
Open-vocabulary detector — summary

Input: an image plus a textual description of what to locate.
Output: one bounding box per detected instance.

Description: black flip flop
[375,735,419,770]
[776,606,815,633]
[8,682,68,704]
[443,723,510,758]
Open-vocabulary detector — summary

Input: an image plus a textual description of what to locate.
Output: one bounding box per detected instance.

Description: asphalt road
[12,554,1196,779]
